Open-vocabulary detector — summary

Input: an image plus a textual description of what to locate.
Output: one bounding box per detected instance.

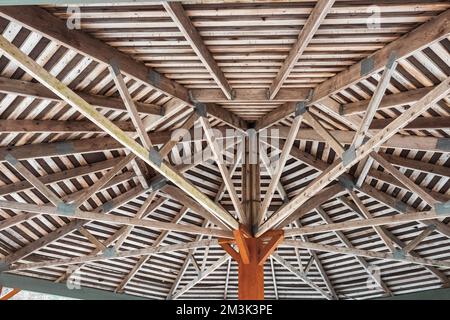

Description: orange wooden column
[220,227,284,300]
[0,288,21,300]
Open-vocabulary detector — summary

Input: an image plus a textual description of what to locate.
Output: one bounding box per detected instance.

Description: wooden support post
[238,237,264,300]
[220,229,284,300]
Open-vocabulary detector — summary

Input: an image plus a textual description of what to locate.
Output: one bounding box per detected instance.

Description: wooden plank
[268,0,335,99]
[0,32,240,231]
[163,2,233,99]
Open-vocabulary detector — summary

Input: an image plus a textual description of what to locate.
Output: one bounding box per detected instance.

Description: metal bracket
[148,148,163,167]
[55,142,74,155]
[230,89,236,100]
[108,58,121,76]
[342,145,356,167]
[437,138,450,152]
[194,103,207,118]
[100,201,114,214]
[0,262,9,272]
[360,56,374,77]
[338,176,355,191]
[393,201,408,213]
[102,247,117,258]
[393,248,406,260]
[148,69,161,85]
[56,203,76,216]
[435,201,450,216]
[4,153,18,165]
[150,176,167,191]
[294,101,308,117]
[386,51,398,69]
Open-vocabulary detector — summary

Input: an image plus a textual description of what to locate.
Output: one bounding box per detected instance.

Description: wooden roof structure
[0,0,449,300]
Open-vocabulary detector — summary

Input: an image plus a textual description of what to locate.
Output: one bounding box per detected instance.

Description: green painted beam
[376,287,450,300]
[0,273,147,300]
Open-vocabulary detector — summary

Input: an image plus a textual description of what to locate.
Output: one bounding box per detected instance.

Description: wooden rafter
[163,2,233,99]
[268,0,335,99]
[257,77,450,236]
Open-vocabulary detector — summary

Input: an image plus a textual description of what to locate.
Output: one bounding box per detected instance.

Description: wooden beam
[370,152,438,206]
[0,76,163,116]
[284,208,450,238]
[257,77,450,236]
[282,240,450,269]
[264,127,450,153]
[72,154,135,207]
[0,32,240,231]
[268,0,335,99]
[115,205,189,292]
[109,63,154,150]
[258,112,303,224]
[369,116,450,131]
[303,111,345,156]
[271,253,333,299]
[258,231,284,265]
[11,239,217,272]
[172,254,230,299]
[198,112,245,221]
[0,200,233,240]
[350,57,397,148]
[341,86,434,116]
[314,206,392,295]
[0,185,148,266]
[233,228,250,264]
[163,2,233,99]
